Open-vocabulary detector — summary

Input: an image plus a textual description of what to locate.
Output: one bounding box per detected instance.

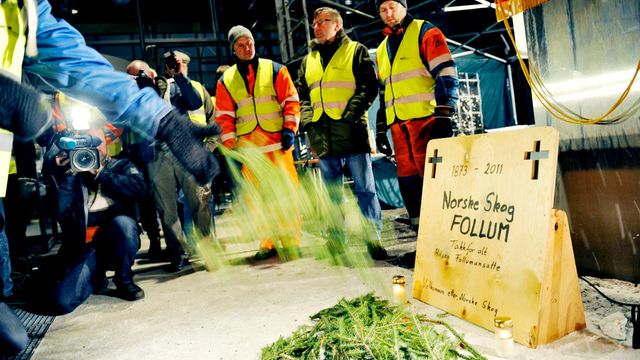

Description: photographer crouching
[32,94,147,314]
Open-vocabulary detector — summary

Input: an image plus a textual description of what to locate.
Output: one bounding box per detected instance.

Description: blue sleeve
[435,75,459,109]
[173,74,203,111]
[21,1,171,139]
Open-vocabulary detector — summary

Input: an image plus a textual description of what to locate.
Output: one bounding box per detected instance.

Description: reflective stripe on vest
[0,129,13,197]
[188,80,207,126]
[222,58,283,136]
[305,40,357,121]
[376,19,436,125]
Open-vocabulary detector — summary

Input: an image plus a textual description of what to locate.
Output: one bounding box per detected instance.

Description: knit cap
[228,25,254,51]
[376,0,407,10]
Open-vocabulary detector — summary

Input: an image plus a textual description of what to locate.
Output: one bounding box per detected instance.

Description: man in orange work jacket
[215,25,301,260]
[375,0,459,231]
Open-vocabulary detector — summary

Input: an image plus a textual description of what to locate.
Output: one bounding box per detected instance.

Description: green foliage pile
[262,293,486,360]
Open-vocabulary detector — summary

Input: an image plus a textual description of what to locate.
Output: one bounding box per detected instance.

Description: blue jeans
[319,154,383,237]
[0,302,28,356]
[49,215,140,315]
[0,201,13,298]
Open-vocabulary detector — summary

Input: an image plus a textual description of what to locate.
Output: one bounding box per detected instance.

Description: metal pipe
[301,0,312,49]
[447,38,507,63]
[319,0,375,19]
[135,0,146,60]
[208,0,224,65]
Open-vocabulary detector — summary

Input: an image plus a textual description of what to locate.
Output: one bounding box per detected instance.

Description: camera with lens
[57,135,103,172]
[164,51,181,72]
[135,70,155,89]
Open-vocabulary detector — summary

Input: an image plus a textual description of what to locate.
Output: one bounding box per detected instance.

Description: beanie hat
[376,0,407,10]
[228,25,254,52]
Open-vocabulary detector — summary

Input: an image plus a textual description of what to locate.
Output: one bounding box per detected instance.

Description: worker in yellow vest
[375,0,459,231]
[297,7,387,260]
[215,26,301,260]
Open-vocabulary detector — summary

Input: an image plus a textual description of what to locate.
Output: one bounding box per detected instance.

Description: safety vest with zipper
[376,19,436,126]
[305,40,358,121]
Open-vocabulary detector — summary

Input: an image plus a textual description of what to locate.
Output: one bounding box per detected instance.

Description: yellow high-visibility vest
[0,0,28,197]
[188,80,207,126]
[165,78,208,126]
[305,40,357,121]
[377,19,436,125]
[222,58,283,136]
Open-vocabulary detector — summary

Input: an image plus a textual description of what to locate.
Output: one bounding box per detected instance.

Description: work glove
[431,105,454,140]
[0,72,53,141]
[155,110,221,184]
[281,128,295,151]
[376,131,393,156]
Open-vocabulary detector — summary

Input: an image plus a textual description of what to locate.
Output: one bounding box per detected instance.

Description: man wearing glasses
[297,7,387,260]
[375,0,459,232]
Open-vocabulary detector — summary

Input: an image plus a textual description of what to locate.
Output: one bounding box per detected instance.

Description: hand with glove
[0,72,53,141]
[431,105,454,140]
[155,110,222,184]
[376,131,393,156]
[281,128,296,151]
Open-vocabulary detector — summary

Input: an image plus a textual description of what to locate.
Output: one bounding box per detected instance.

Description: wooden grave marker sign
[412,126,585,348]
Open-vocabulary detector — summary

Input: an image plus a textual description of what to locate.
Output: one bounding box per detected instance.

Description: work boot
[167,257,191,273]
[115,282,145,301]
[366,241,388,260]
[254,248,278,261]
[147,248,169,263]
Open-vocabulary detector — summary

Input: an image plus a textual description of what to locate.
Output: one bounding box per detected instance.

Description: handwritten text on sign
[414,127,560,344]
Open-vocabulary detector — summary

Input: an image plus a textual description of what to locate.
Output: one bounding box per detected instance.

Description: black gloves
[0,72,53,141]
[281,128,295,151]
[376,131,393,156]
[155,110,222,184]
[431,106,454,139]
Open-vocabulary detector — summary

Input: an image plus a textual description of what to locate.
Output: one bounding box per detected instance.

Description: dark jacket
[91,156,148,223]
[297,31,378,157]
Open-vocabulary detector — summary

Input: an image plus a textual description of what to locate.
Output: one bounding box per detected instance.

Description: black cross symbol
[524,140,549,180]
[428,149,443,179]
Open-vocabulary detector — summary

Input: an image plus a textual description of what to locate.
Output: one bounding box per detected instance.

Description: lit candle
[392,275,406,304]
[494,316,514,358]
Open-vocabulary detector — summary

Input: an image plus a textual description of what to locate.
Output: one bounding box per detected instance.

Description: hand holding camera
[47,134,103,174]
[165,51,183,75]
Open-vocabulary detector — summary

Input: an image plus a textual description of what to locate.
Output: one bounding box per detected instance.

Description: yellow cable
[496,2,640,125]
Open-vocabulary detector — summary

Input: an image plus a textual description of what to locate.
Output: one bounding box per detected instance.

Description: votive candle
[494,316,514,358]
[392,275,406,304]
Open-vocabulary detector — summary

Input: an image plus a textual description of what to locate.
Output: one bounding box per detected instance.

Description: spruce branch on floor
[262,293,486,359]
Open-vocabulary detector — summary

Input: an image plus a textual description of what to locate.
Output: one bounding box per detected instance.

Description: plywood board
[413,126,560,347]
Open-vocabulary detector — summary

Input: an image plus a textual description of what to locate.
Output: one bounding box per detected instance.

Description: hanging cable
[496,1,640,125]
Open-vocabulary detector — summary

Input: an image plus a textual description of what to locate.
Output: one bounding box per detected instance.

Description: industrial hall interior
[0,0,639,359]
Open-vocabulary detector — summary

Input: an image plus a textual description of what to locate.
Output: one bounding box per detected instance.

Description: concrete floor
[30,211,639,360]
